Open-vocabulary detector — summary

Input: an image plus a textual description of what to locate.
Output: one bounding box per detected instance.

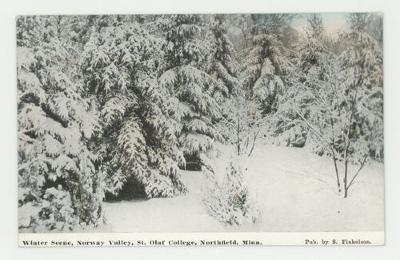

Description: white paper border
[18,232,384,247]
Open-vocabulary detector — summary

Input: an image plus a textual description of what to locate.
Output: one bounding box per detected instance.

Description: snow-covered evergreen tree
[204,14,247,145]
[80,21,186,198]
[203,160,259,226]
[157,14,223,166]
[17,16,103,231]
[208,15,240,98]
[241,14,294,116]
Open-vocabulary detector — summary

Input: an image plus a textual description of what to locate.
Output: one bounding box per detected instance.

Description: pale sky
[291,13,349,36]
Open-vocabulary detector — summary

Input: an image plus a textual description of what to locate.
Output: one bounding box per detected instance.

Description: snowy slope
[101,143,384,232]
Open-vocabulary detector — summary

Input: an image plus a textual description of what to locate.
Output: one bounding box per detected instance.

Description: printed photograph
[17,13,384,234]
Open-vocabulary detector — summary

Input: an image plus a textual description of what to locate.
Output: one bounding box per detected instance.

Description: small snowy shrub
[18,187,78,232]
[37,188,77,231]
[202,160,259,226]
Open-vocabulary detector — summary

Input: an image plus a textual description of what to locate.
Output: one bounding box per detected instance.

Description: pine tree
[208,15,240,98]
[80,20,186,198]
[17,16,103,231]
[205,14,244,145]
[241,14,294,116]
[157,14,223,167]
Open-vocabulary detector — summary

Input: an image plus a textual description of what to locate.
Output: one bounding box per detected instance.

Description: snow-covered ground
[100,171,224,232]
[101,143,384,232]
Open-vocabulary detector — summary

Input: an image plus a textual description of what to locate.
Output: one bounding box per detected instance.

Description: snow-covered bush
[19,187,78,232]
[202,160,259,226]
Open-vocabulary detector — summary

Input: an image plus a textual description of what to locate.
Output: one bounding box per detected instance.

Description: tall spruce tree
[157,14,223,167]
[80,20,186,198]
[17,16,103,231]
[208,15,240,98]
[241,14,294,116]
[206,14,242,144]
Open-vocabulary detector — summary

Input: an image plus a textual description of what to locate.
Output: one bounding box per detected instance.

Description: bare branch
[247,129,260,157]
[293,107,333,151]
[347,154,368,189]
